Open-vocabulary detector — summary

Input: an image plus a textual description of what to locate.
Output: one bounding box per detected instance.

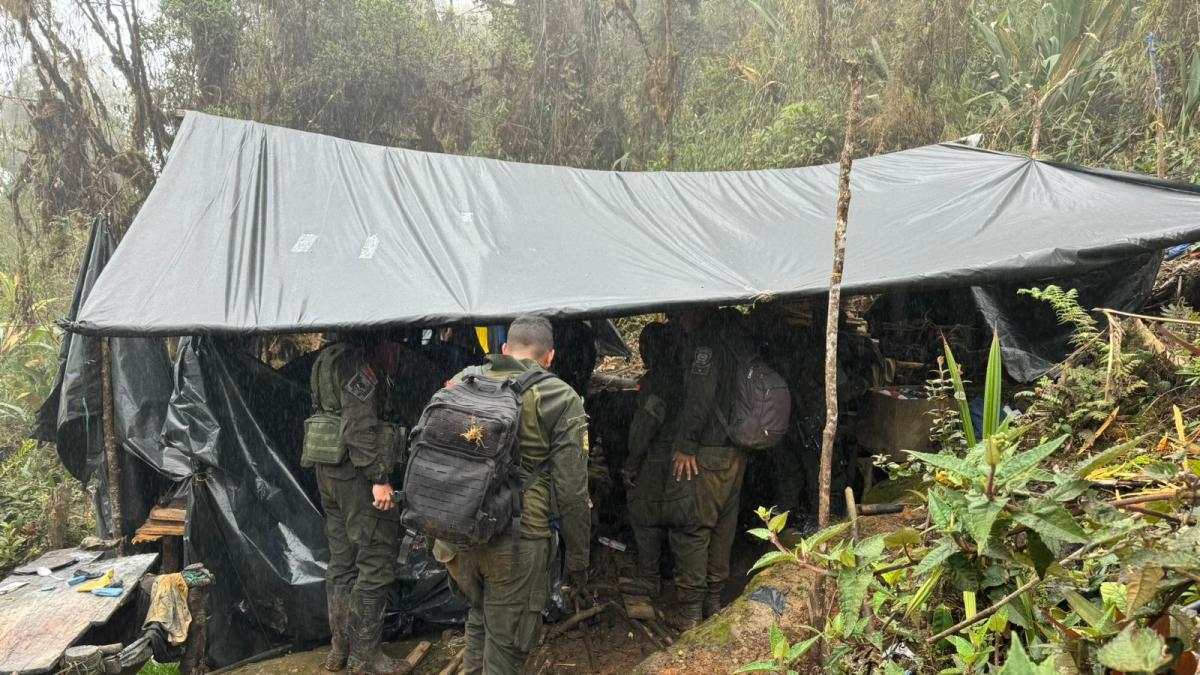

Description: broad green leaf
[932,604,954,642]
[1096,625,1170,672]
[838,570,873,619]
[1124,566,1164,614]
[983,329,1002,437]
[1124,547,1200,570]
[770,622,788,662]
[1062,589,1108,630]
[750,551,793,574]
[946,635,975,659]
[915,541,959,577]
[785,635,820,664]
[854,534,887,563]
[964,495,1008,549]
[1140,461,1177,482]
[943,339,977,447]
[768,512,788,534]
[906,450,976,479]
[986,606,1009,634]
[997,635,1056,674]
[747,528,772,542]
[946,553,982,592]
[996,435,1068,485]
[884,527,922,550]
[1045,478,1090,502]
[1072,437,1143,479]
[928,489,954,530]
[1012,499,1089,544]
[803,522,850,551]
[1026,531,1055,578]
[1100,582,1127,613]
[734,661,783,673]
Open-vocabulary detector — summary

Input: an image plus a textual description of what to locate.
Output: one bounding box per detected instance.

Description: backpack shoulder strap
[511,367,555,394]
[311,343,351,413]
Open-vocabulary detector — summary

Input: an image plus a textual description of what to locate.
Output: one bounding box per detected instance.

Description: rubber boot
[702,590,722,619]
[348,589,410,675]
[324,583,352,672]
[619,577,661,598]
[665,602,702,632]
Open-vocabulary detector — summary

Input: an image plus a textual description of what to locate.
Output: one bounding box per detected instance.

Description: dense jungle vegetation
[1,0,1199,671]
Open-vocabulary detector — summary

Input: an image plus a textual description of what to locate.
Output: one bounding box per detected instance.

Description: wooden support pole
[817,61,863,532]
[844,487,860,544]
[180,568,213,675]
[100,338,125,551]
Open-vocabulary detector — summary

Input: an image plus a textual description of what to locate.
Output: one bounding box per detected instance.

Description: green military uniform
[623,358,707,607]
[308,343,403,675]
[672,313,746,618]
[433,354,590,675]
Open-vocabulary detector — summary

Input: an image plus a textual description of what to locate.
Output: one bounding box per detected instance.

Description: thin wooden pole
[100,337,125,550]
[1146,34,1166,178]
[817,61,863,531]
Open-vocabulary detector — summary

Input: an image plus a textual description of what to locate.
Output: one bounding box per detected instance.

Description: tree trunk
[816,0,832,71]
[101,338,125,550]
[817,62,863,531]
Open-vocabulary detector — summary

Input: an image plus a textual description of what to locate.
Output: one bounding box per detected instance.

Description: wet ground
[220,537,774,675]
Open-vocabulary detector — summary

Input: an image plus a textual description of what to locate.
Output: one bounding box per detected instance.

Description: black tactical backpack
[400,366,553,546]
[721,351,791,451]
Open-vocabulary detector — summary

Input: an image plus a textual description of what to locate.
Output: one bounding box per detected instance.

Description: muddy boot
[702,590,722,619]
[324,583,352,672]
[619,577,661,598]
[348,589,410,675]
[665,602,703,632]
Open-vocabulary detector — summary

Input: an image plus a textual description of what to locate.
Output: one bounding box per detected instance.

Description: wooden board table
[0,548,159,674]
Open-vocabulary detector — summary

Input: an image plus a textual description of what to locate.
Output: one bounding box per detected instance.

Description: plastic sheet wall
[35,220,465,668]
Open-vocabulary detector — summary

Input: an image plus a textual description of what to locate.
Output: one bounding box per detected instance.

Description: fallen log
[539,603,610,645]
[404,641,431,670]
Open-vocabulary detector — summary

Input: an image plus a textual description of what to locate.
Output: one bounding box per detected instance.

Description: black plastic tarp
[35,223,465,668]
[32,217,175,537]
[67,112,1200,337]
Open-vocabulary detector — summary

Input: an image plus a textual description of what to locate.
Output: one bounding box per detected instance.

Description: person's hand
[371,483,394,511]
[672,452,700,481]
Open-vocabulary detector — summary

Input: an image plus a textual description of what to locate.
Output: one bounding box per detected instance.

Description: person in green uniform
[432,316,591,675]
[670,307,748,620]
[307,334,408,675]
[622,322,708,628]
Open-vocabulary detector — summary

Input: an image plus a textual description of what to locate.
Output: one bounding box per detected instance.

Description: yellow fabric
[75,569,113,593]
[475,326,489,353]
[144,573,192,644]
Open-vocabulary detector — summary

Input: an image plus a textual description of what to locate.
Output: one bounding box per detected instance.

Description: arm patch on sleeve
[644,394,667,423]
[345,366,378,401]
[691,347,713,375]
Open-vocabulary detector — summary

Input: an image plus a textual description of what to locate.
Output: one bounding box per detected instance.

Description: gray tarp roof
[68,112,1200,336]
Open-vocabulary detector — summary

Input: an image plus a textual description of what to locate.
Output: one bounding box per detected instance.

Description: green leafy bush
[741,322,1200,673]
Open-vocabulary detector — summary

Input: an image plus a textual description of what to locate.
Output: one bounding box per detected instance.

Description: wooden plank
[134,523,185,537]
[147,507,186,523]
[0,552,159,674]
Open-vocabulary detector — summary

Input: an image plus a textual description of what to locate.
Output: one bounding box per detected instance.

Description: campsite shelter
[33,112,1200,667]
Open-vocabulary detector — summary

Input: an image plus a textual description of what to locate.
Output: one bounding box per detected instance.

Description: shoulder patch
[644,393,667,423]
[691,347,713,375]
[345,366,377,402]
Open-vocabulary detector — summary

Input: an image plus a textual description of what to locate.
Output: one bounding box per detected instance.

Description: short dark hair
[507,315,554,357]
